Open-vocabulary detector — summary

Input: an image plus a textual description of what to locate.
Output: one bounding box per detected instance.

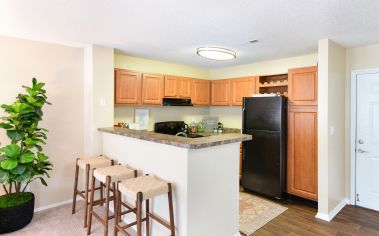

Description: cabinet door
[211,79,230,106]
[230,76,257,106]
[192,79,210,105]
[142,74,164,105]
[287,106,318,201]
[115,69,142,104]
[179,77,192,98]
[288,66,318,105]
[164,75,179,97]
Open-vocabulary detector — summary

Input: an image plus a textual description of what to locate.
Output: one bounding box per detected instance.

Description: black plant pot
[0,193,35,234]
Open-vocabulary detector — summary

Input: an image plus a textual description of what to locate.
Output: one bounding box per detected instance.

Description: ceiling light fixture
[196,47,236,61]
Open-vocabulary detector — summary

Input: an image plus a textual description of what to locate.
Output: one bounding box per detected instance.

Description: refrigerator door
[241,130,283,198]
[242,96,284,132]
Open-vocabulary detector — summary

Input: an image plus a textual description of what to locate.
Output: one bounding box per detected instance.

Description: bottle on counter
[217,122,224,133]
[189,120,198,133]
[197,121,205,133]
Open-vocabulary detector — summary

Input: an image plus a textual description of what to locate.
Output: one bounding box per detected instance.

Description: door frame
[350,68,379,205]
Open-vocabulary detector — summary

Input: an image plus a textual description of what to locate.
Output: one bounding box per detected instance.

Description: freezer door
[241,130,282,198]
[242,96,284,131]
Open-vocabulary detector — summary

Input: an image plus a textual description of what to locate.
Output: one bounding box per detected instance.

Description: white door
[356,72,379,211]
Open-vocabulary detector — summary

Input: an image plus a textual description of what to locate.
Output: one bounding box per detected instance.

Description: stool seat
[119,176,169,201]
[77,156,112,169]
[94,165,135,183]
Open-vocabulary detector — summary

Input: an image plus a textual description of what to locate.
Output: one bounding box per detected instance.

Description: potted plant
[0,78,52,233]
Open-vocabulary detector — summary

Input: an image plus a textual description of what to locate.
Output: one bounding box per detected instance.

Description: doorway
[351,69,379,211]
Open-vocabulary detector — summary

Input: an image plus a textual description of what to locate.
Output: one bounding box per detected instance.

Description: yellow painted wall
[208,53,318,79]
[114,54,210,79]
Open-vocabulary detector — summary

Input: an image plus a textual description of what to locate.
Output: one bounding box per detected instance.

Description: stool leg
[136,192,143,236]
[72,159,79,214]
[104,176,111,236]
[100,181,104,206]
[87,172,96,235]
[84,164,90,228]
[168,183,175,236]
[112,182,117,214]
[114,187,121,236]
[146,199,150,236]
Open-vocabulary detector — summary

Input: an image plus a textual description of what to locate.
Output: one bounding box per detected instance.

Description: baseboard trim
[315,198,348,222]
[34,197,82,213]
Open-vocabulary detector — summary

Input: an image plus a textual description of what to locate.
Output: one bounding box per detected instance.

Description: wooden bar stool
[114,175,175,236]
[72,156,113,227]
[87,165,137,236]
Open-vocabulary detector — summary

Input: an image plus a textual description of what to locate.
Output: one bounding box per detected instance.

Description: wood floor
[255,199,379,236]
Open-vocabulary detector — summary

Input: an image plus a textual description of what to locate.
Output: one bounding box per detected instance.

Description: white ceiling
[1,0,379,68]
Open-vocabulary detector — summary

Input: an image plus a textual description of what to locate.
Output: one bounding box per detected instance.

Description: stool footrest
[92,210,116,224]
[147,212,171,229]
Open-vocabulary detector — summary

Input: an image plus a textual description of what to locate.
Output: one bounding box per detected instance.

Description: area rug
[240,192,287,236]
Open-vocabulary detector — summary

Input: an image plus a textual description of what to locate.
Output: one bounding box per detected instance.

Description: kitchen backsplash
[114,105,243,131]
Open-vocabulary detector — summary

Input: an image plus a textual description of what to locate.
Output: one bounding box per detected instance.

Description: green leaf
[7,130,24,141]
[34,82,45,90]
[37,152,48,162]
[26,96,37,104]
[0,159,18,170]
[0,123,13,129]
[20,152,35,163]
[32,77,37,86]
[14,169,31,182]
[0,169,7,179]
[10,164,26,174]
[3,144,21,158]
[39,177,47,186]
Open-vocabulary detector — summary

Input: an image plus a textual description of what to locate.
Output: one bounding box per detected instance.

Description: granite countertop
[98,127,252,149]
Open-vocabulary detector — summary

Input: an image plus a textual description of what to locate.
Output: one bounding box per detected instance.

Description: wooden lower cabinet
[287,106,318,201]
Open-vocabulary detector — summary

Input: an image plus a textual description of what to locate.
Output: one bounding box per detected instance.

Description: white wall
[0,36,84,208]
[345,43,379,198]
[317,39,346,219]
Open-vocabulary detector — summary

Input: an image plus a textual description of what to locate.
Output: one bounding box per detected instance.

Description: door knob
[357,149,369,153]
[358,139,364,144]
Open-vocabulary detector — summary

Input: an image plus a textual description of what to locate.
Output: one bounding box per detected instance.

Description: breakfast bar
[99,127,251,236]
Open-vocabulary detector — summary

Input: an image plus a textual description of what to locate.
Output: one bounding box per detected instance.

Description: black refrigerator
[241,95,287,200]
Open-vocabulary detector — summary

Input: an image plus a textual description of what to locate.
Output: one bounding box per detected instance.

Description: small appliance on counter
[154,121,204,138]
[202,116,219,132]
[241,95,287,200]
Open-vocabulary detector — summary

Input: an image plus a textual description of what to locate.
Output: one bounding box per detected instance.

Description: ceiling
[1,0,379,68]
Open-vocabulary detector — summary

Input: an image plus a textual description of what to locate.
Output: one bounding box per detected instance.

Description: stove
[154,121,203,138]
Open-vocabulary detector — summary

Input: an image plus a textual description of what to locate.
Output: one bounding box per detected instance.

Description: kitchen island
[99,127,251,236]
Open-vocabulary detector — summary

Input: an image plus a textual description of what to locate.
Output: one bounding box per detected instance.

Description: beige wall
[345,42,379,199]
[115,54,209,79]
[317,39,346,217]
[0,36,84,208]
[84,45,115,156]
[208,53,318,79]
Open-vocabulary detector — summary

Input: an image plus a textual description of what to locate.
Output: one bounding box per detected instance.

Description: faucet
[175,132,188,137]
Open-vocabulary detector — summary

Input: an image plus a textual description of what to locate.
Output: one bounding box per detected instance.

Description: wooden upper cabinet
[164,76,192,98]
[287,106,318,201]
[288,66,318,106]
[179,77,192,98]
[142,74,164,105]
[211,79,230,106]
[230,76,257,106]
[164,75,179,97]
[114,69,142,105]
[192,79,210,105]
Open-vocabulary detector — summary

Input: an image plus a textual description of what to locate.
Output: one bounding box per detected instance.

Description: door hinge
[356,193,360,202]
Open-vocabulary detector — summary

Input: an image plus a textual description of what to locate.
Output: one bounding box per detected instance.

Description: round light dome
[196,47,236,61]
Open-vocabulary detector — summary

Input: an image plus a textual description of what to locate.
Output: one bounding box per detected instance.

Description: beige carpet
[239,192,287,236]
[4,204,136,236]
[5,193,286,236]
